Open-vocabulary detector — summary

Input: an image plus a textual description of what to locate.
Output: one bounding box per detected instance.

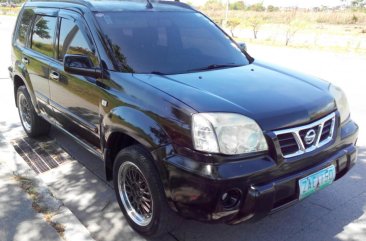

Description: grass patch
[202,9,366,53]
[0,7,20,16]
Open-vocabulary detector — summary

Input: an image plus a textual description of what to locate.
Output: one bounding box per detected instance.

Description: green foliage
[226,18,241,37]
[203,0,224,11]
[244,16,265,39]
[247,3,265,12]
[17,9,34,43]
[34,18,51,39]
[267,5,279,12]
[352,14,359,22]
[285,19,309,46]
[351,0,366,8]
[229,1,245,11]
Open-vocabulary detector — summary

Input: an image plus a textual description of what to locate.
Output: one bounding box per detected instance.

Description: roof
[26,0,195,12]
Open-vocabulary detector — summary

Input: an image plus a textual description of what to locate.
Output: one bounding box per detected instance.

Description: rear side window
[31,15,57,57]
[58,18,98,66]
[16,8,35,47]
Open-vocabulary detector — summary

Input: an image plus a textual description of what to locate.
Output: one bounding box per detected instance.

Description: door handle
[49,71,60,81]
[22,57,29,65]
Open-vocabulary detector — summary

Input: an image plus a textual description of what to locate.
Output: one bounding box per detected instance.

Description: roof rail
[27,0,93,8]
[27,0,195,10]
[157,0,195,10]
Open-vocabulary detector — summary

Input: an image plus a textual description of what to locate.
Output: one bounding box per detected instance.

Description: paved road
[1,15,366,241]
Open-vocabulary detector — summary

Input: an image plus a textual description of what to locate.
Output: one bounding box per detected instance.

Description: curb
[6,137,96,241]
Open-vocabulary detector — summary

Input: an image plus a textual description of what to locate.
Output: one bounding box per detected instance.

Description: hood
[133,60,336,131]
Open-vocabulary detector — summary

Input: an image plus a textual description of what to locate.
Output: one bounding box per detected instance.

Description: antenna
[146,0,153,9]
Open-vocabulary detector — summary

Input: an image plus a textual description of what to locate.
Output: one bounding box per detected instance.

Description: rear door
[48,10,102,147]
[22,8,58,115]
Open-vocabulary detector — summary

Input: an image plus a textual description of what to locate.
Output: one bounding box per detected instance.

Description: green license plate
[298,165,336,200]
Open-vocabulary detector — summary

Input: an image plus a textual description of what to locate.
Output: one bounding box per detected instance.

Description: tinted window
[16,8,35,47]
[95,12,250,74]
[58,18,98,67]
[31,15,57,57]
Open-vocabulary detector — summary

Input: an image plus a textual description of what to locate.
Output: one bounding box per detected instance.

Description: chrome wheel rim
[18,93,32,132]
[118,161,153,227]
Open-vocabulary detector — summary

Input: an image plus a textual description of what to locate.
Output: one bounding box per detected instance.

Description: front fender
[103,106,170,151]
[102,106,172,182]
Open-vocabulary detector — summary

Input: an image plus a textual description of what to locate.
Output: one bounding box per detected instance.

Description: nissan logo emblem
[304,129,317,145]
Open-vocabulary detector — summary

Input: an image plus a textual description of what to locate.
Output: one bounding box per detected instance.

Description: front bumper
[156,119,358,224]
[229,143,357,224]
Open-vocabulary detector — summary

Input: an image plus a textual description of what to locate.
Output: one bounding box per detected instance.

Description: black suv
[10,0,359,237]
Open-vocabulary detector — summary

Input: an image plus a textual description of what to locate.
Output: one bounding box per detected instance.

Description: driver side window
[58,18,98,68]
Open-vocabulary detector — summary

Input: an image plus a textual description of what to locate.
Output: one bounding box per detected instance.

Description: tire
[113,145,180,237]
[17,86,51,137]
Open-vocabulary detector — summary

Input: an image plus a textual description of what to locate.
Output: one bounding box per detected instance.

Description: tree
[33,18,50,39]
[351,0,366,8]
[229,1,245,10]
[340,0,366,9]
[284,20,308,46]
[267,5,279,12]
[247,3,265,12]
[226,18,241,37]
[203,0,224,11]
[245,16,264,39]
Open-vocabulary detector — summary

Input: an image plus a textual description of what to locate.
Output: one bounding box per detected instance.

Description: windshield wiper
[188,64,242,73]
[150,71,167,75]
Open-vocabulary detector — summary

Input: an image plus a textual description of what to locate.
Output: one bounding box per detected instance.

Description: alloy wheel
[118,161,153,227]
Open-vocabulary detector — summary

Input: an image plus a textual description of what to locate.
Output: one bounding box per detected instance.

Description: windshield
[95,11,251,74]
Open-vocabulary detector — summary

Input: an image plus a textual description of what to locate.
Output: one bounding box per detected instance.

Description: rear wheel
[113,145,180,237]
[17,86,50,137]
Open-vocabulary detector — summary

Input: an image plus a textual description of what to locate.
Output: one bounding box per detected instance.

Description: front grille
[320,119,333,142]
[277,133,298,155]
[274,113,336,158]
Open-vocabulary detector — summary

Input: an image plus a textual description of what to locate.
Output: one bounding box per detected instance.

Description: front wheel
[113,145,180,237]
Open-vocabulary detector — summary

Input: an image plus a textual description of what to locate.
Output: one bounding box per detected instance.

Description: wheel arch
[102,106,171,181]
[13,74,37,110]
[14,74,26,107]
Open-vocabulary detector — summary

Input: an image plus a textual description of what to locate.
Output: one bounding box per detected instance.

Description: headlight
[329,84,350,123]
[192,113,268,155]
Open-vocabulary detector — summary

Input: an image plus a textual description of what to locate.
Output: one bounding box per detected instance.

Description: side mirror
[237,42,247,52]
[64,54,102,78]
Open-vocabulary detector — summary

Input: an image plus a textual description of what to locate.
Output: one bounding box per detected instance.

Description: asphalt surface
[1,15,366,241]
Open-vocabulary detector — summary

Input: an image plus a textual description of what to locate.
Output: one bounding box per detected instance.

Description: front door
[48,10,102,147]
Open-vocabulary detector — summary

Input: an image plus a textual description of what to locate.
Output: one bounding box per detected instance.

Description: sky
[191,0,347,8]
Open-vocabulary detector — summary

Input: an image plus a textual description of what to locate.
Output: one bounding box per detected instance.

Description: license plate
[298,165,336,200]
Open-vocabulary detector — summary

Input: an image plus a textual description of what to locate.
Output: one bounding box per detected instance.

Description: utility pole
[224,0,229,27]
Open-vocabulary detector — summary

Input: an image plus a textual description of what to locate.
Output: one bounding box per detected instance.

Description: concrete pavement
[0,142,64,241]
